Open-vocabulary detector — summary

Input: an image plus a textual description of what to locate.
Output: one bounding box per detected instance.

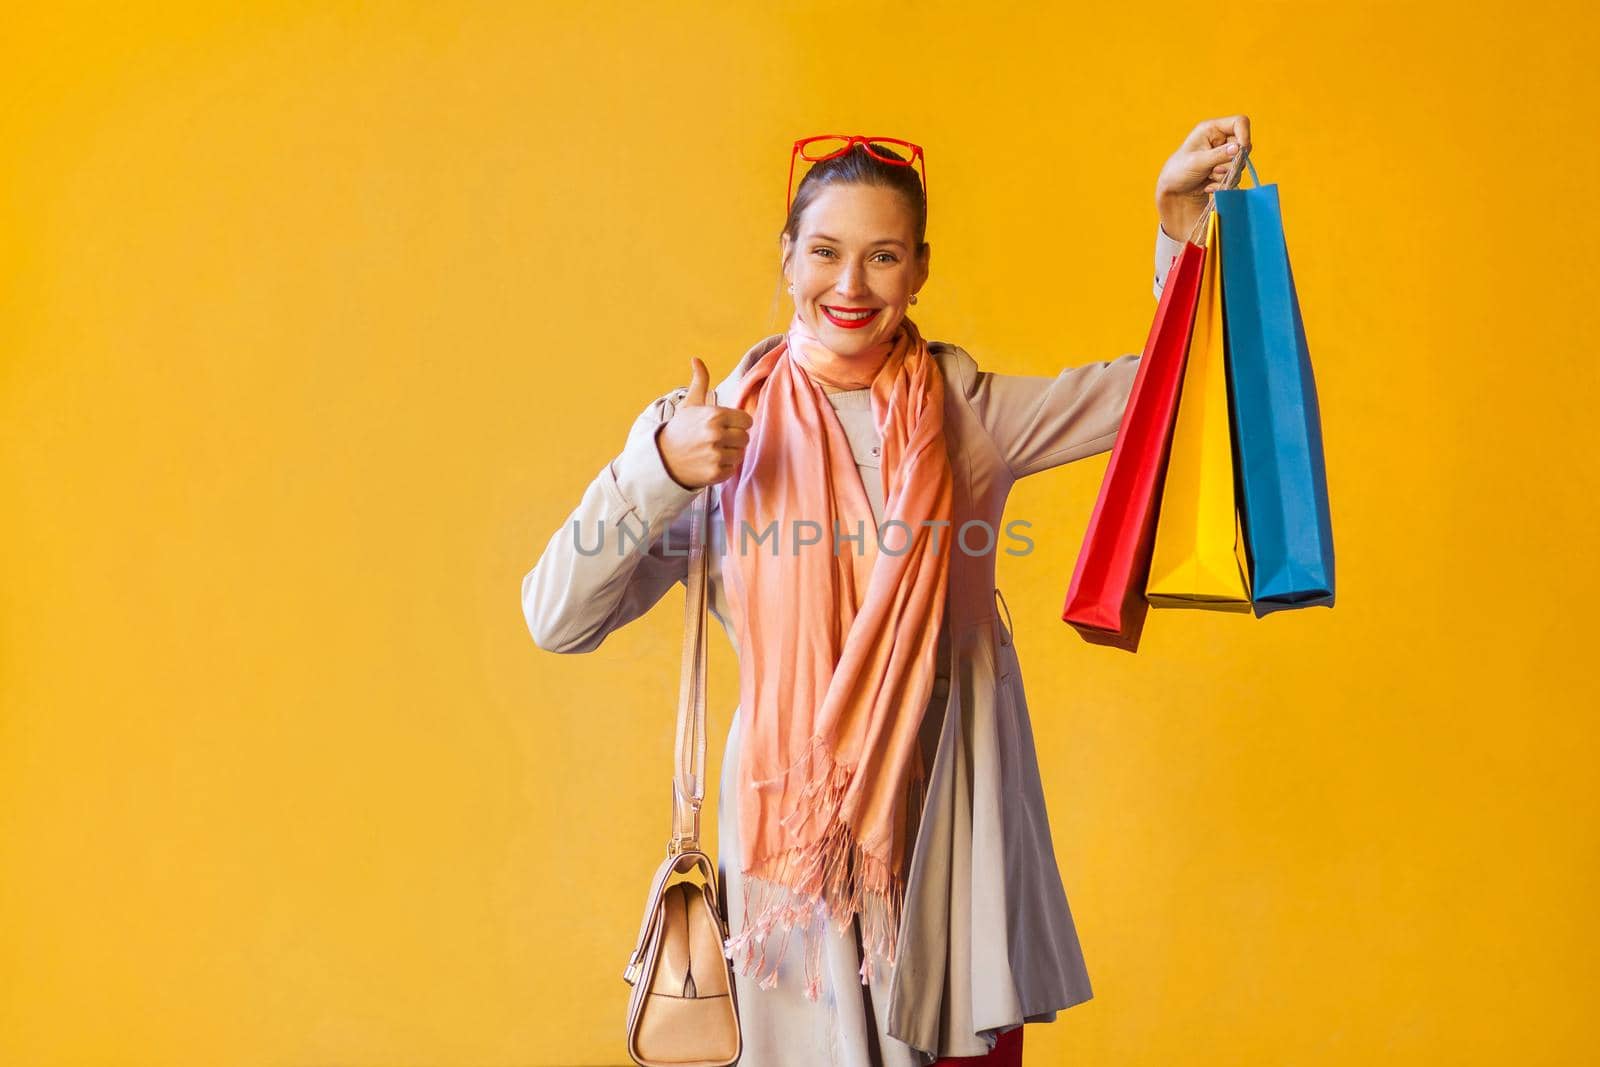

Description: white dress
[716,385,981,1067]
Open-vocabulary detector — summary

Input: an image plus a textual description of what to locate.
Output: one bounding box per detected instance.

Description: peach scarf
[717,311,953,1000]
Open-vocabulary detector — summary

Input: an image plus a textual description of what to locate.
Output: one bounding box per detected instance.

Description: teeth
[826,307,876,321]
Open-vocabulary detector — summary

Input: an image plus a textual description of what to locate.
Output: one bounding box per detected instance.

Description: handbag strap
[670,486,711,854]
[622,487,736,988]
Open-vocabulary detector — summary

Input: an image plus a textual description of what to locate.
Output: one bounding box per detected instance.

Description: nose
[834,260,869,300]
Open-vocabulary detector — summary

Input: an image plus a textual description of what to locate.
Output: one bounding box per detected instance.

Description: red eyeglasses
[786,135,927,216]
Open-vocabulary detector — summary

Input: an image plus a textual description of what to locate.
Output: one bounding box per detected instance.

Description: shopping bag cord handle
[1186,150,1260,245]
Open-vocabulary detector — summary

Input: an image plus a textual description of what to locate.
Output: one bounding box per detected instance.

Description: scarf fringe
[723,742,907,1001]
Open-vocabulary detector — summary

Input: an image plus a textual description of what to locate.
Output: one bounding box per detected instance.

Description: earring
[787,284,795,293]
[910,293,919,305]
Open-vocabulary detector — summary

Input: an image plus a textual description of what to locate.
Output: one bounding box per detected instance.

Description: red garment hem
[929,1023,1023,1066]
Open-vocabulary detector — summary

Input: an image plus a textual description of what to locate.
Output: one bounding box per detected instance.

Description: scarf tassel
[723,745,908,1001]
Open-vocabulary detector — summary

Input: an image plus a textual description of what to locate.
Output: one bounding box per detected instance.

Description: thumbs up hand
[656,358,753,489]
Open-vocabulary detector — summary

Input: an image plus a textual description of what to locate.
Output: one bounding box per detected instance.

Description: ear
[779,232,793,281]
[914,242,931,291]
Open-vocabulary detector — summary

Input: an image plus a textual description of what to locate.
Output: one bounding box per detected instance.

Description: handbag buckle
[667,834,699,856]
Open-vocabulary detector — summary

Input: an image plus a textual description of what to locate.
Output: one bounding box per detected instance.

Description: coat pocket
[993,586,1017,688]
[993,586,1015,649]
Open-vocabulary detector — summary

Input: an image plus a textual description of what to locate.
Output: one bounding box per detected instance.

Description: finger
[1197,116,1241,148]
[1207,114,1252,155]
[716,426,751,449]
[683,357,709,406]
[717,407,754,430]
[1230,113,1252,152]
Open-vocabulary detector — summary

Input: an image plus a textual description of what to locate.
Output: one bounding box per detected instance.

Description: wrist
[1156,194,1198,244]
[654,423,697,491]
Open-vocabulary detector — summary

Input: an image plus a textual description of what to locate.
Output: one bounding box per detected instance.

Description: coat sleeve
[1154,221,1186,300]
[958,349,1141,479]
[520,386,704,653]
[956,223,1186,480]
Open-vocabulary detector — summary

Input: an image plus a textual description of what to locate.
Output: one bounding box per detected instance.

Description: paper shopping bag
[1146,211,1251,611]
[1215,172,1335,614]
[1062,236,1205,649]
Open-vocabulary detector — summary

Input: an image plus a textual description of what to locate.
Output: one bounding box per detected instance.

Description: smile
[821,305,882,329]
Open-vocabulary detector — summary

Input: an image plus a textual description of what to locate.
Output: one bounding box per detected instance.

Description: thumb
[683,357,709,407]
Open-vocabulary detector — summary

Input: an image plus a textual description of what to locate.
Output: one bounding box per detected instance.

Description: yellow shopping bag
[1146,211,1251,610]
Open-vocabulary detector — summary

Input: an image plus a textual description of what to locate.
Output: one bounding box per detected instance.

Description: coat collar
[711,333,782,404]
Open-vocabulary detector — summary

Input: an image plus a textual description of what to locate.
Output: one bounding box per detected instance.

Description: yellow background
[3,2,1595,1064]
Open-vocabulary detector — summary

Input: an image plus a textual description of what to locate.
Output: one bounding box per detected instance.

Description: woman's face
[781,183,930,358]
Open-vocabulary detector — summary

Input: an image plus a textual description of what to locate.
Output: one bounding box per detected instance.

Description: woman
[523,117,1251,1067]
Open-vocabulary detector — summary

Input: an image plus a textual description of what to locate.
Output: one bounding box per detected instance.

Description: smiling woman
[779,142,930,371]
[522,126,1239,1067]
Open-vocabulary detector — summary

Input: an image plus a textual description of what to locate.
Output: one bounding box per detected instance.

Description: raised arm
[959,346,1141,480]
[521,386,701,654]
[951,222,1178,479]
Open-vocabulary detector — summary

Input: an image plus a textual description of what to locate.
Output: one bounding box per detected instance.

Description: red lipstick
[821,305,882,330]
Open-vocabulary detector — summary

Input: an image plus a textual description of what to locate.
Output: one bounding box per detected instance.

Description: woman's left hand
[1155,115,1253,243]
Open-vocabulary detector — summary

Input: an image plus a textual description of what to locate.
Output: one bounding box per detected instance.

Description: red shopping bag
[1062,237,1206,650]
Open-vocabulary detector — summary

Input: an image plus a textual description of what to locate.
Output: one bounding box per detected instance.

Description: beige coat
[522,226,1178,1062]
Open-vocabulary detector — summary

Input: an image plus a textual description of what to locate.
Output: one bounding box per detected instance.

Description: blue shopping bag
[1215,159,1335,615]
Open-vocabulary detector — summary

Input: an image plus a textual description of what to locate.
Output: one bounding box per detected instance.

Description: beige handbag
[623,487,742,1067]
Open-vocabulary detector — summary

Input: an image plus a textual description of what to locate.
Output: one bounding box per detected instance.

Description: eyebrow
[809,233,909,250]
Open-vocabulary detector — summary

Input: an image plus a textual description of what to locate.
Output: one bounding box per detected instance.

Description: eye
[809,248,898,263]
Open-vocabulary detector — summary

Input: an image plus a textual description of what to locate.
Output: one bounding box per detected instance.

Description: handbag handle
[669,486,712,854]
